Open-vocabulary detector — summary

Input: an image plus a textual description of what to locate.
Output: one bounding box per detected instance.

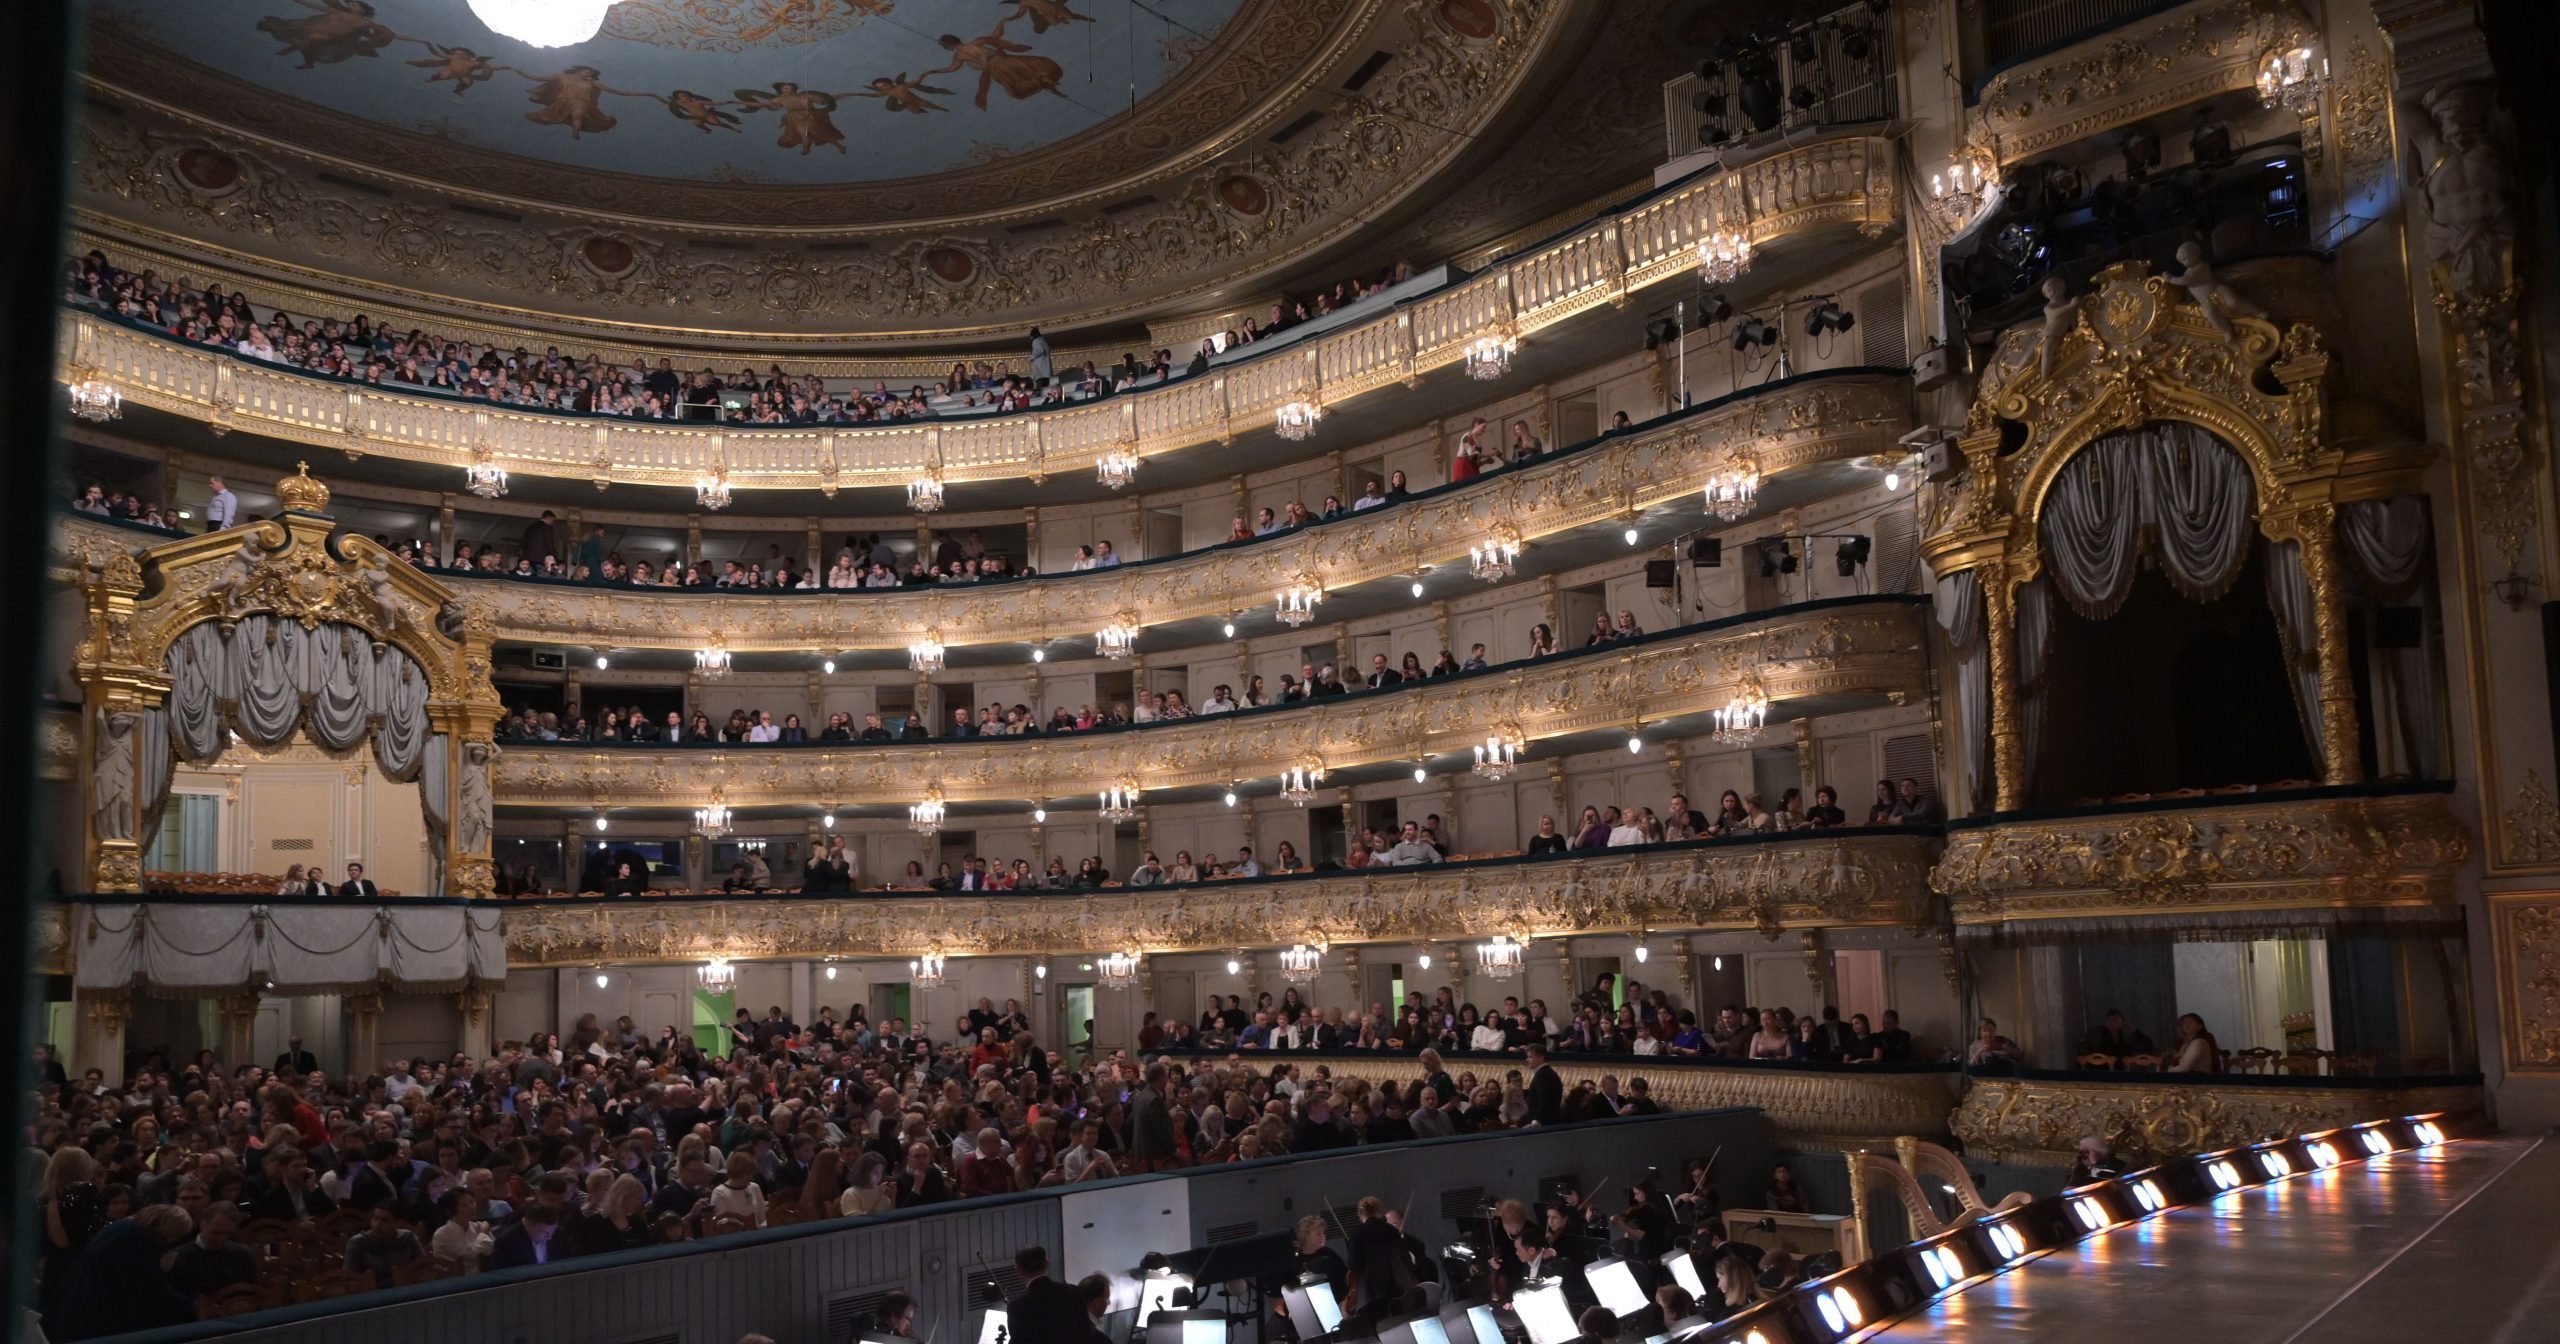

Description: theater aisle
[1870,1134,2557,1343]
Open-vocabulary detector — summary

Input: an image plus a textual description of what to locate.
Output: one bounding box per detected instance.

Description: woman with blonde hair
[276,863,307,895]
[1714,1253,1763,1314]
[37,1146,103,1313]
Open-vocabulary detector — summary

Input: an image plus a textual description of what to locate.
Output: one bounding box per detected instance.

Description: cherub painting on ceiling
[733,82,846,153]
[256,0,395,68]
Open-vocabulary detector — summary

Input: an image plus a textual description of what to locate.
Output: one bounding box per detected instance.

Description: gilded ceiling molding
[501,829,1939,961]
[1305,1055,1960,1144]
[490,599,1929,807]
[56,132,1897,461]
[1951,1075,2483,1166]
[1934,789,2470,927]
[68,0,1597,342]
[2489,893,2560,1073]
[1974,0,2317,168]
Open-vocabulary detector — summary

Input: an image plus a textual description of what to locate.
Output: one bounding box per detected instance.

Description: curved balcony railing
[55,136,1897,494]
[491,596,1931,807]
[1950,1066,2485,1163]
[500,826,1941,950]
[1935,782,2469,937]
[52,367,1912,651]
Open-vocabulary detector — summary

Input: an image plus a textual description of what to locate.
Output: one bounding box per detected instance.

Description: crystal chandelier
[1097,951,1142,991]
[1096,449,1141,491]
[1278,943,1322,985]
[909,791,946,836]
[1703,458,1760,522]
[469,0,623,48]
[1713,678,1769,747]
[697,956,736,991]
[1464,334,1516,381]
[1279,765,1322,806]
[907,472,946,513]
[1275,399,1322,440]
[1475,935,1524,980]
[695,471,732,511]
[2257,44,2324,116]
[1697,229,1752,285]
[694,643,732,678]
[464,456,508,499]
[910,952,946,991]
[908,635,946,675]
[1095,622,1139,660]
[1472,734,1519,781]
[1099,783,1140,823]
[1469,536,1520,583]
[1274,583,1323,627]
[66,376,121,423]
[693,801,732,838]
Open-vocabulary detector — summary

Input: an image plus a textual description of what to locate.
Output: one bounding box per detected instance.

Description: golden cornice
[1950,1075,2482,1164]
[60,126,1904,366]
[1976,0,2315,168]
[1934,789,2471,925]
[492,599,1929,807]
[2488,892,2560,1073]
[1308,1055,1959,1143]
[500,830,1941,962]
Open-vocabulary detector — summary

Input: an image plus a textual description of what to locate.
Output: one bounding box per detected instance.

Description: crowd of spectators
[65,253,1426,432]
[23,966,1813,1337]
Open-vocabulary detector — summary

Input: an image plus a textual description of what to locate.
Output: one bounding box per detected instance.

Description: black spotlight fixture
[1699,124,1731,147]
[1688,536,1723,568]
[1736,56,1784,131]
[1756,536,1798,577]
[1645,316,1682,350]
[1699,292,1735,326]
[1835,535,1871,577]
[1789,29,1818,63]
[1841,28,1872,60]
[1693,88,1727,116]
[1731,316,1778,350]
[1805,302,1856,337]
[1790,83,1820,111]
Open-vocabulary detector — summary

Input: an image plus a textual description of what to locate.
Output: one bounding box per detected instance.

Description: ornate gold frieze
[1951,1075,2482,1164]
[2489,893,2560,1072]
[1307,1056,1958,1143]
[1935,789,2470,925]
[55,134,1898,491]
[491,600,1928,806]
[1975,0,2315,167]
[502,829,1940,963]
[46,371,1907,652]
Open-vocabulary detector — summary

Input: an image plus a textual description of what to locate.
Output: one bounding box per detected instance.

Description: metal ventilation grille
[1536,1175,1581,1210]
[1438,1186,1487,1221]
[269,838,315,851]
[966,1262,1028,1304]
[1207,1220,1259,1243]
[827,1288,903,1342]
[1319,1203,1359,1242]
[1883,733,1934,790]
[1857,279,1908,367]
[1873,509,1920,594]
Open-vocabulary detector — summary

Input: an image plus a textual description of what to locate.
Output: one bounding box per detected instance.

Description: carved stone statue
[2168,242,2266,342]
[435,600,468,643]
[91,709,139,843]
[357,552,403,633]
[210,537,262,617]
[2037,273,2076,380]
[457,740,494,857]
[2410,81,2516,306]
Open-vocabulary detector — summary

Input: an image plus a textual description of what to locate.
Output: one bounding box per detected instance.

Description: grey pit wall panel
[113,1110,1772,1344]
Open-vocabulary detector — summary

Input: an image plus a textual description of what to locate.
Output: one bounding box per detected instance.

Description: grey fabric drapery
[2339,496,2445,779]
[2039,424,2257,619]
[2264,539,2325,766]
[139,616,437,859]
[2015,576,2055,793]
[1935,570,1990,811]
[419,733,451,898]
[73,902,505,994]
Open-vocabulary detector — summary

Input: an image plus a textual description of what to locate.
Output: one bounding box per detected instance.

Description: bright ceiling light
[821,658,836,675]
[470,0,624,48]
[1624,526,1641,546]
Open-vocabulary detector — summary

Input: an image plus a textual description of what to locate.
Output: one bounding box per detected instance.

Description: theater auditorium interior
[7,0,2560,1341]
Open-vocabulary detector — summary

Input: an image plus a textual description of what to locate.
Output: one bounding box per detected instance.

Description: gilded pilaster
[1980,560,2025,811]
[2292,502,2366,785]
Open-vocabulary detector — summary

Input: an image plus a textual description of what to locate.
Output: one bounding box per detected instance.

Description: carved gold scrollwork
[1951,1076,2483,1164]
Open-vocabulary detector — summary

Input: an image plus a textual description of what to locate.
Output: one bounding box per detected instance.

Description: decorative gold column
[1980,560,2027,811]
[345,989,385,1078]
[428,598,505,900]
[72,549,165,893]
[686,515,703,567]
[217,991,260,1068]
[1545,760,1568,826]
[73,987,132,1078]
[2293,503,2366,784]
[1337,787,1359,860]
[457,978,495,1058]
[1800,930,1832,1005]
[1670,936,1695,1010]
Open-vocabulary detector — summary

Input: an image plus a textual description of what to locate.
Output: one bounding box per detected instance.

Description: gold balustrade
[49,368,1909,652]
[1301,1055,1961,1146]
[1974,1,2317,168]
[53,136,1897,494]
[501,828,1940,961]
[1951,1074,2483,1165]
[491,598,1929,808]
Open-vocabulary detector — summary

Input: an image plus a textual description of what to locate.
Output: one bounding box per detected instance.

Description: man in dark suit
[1127,1061,1177,1171]
[345,1139,410,1211]
[1346,1195,1421,1322]
[273,1035,319,1077]
[167,1202,261,1299]
[490,1173,576,1269]
[1524,1044,1563,1126]
[1006,1245,1101,1344]
[339,861,380,898]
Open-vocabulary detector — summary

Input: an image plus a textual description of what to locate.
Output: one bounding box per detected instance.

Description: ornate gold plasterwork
[1308,1056,1958,1144]
[503,829,1938,962]
[1974,0,2315,167]
[1951,1075,2482,1164]
[54,131,1898,486]
[1935,790,2470,926]
[2490,893,2560,1072]
[493,600,1929,808]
